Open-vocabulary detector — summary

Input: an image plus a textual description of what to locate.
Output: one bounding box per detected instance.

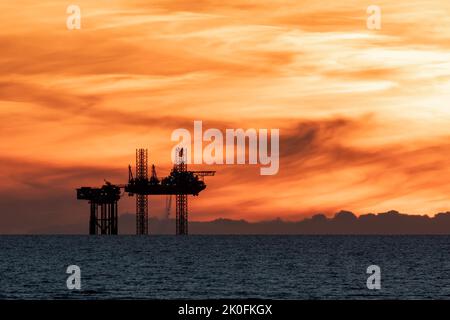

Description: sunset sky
[1,0,450,233]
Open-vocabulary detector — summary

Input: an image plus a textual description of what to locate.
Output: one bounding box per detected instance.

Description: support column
[89,201,97,235]
[176,194,188,235]
[136,148,149,235]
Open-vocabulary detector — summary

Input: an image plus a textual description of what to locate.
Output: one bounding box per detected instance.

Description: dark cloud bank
[31,210,450,235]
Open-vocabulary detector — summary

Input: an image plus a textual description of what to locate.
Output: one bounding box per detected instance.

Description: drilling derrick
[136,149,149,235]
[175,148,188,235]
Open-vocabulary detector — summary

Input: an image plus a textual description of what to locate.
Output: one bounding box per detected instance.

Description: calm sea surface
[0,235,449,299]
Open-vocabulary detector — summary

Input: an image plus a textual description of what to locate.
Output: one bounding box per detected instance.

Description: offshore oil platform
[76,148,215,235]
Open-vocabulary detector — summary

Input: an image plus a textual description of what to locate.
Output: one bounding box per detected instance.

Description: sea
[0,235,449,299]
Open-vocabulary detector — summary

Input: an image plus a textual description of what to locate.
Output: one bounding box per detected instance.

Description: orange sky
[1,0,450,232]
